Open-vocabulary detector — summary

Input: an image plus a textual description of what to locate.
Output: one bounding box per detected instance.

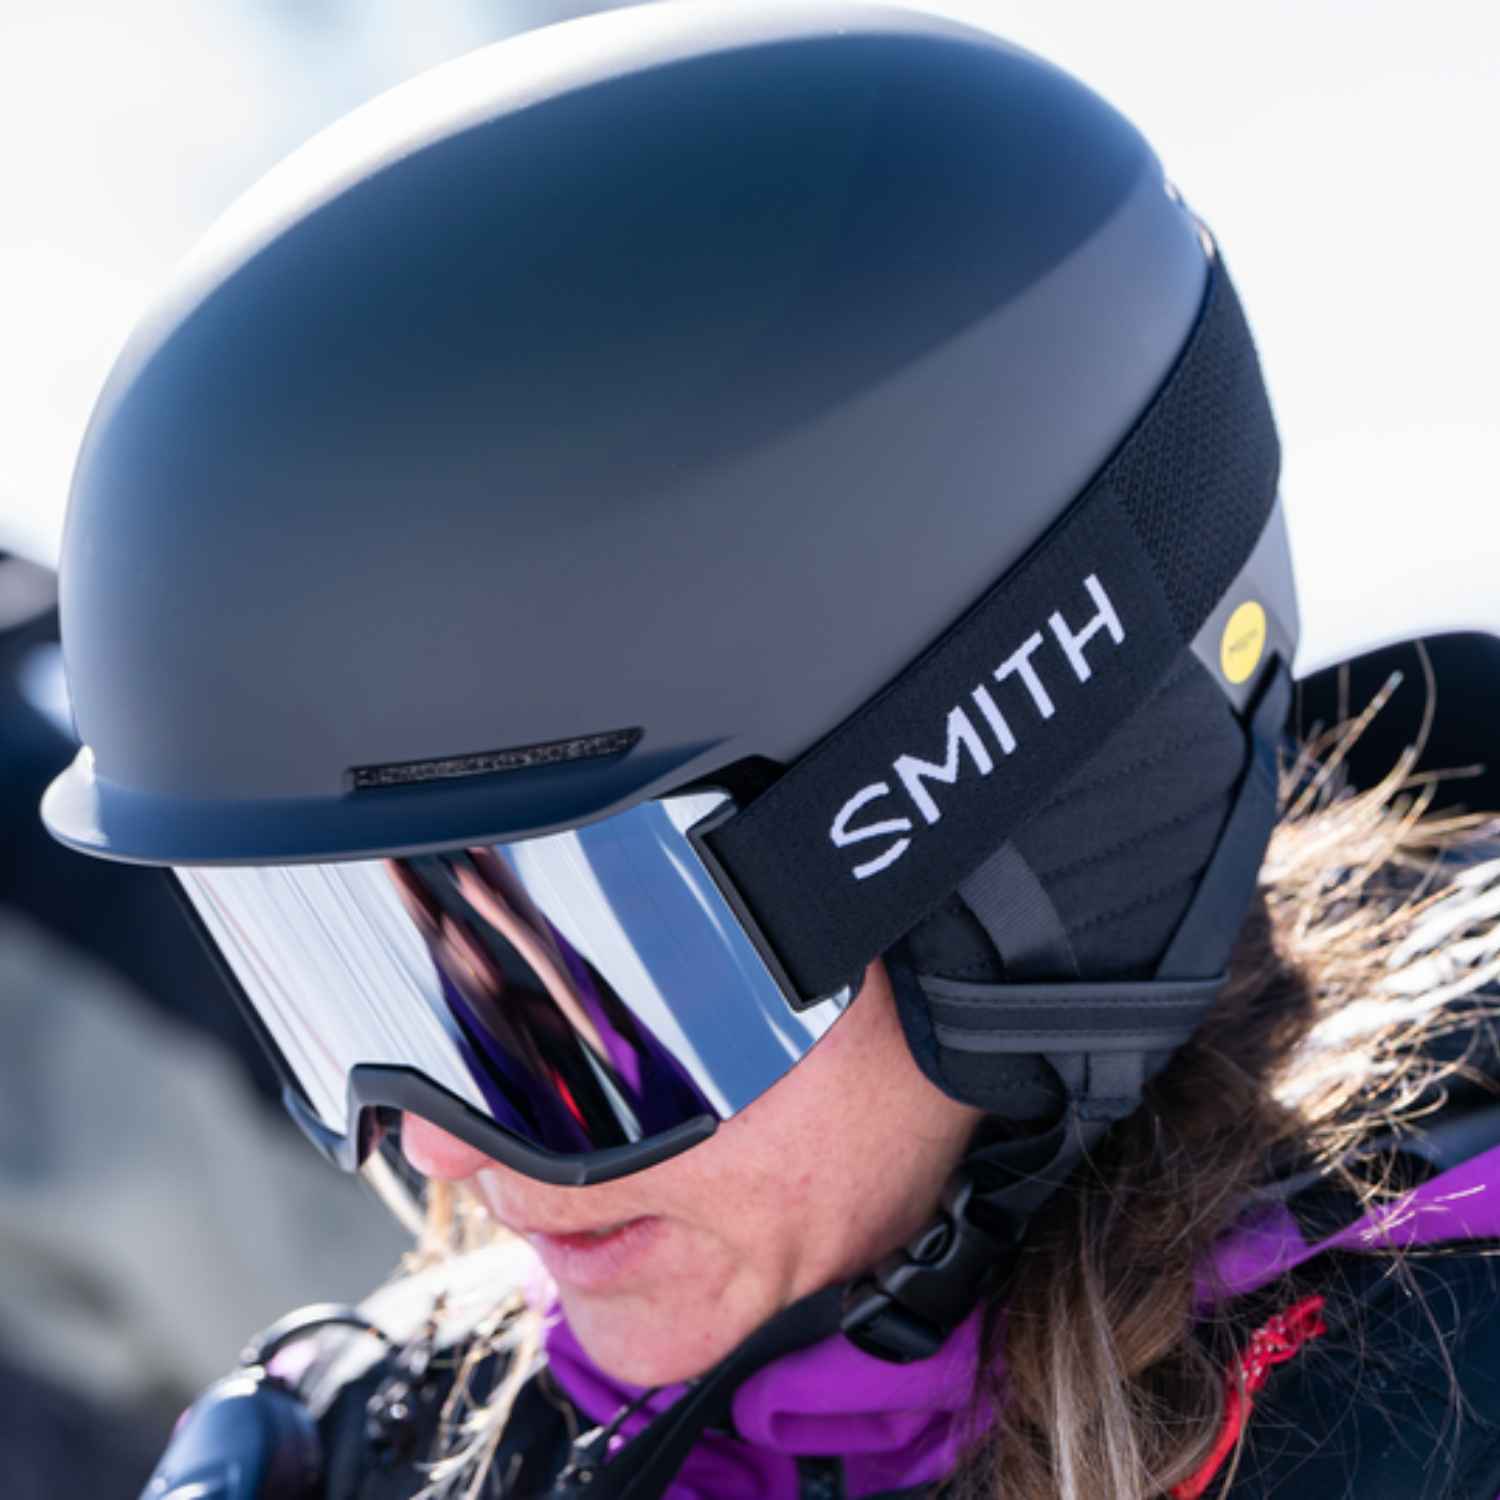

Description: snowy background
[1,0,1496,664]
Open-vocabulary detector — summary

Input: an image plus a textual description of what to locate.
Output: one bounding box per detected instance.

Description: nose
[400,1112,498,1180]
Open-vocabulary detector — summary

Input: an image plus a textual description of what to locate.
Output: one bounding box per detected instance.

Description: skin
[402,959,984,1386]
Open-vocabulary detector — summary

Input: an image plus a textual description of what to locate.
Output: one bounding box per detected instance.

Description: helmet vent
[350,728,642,791]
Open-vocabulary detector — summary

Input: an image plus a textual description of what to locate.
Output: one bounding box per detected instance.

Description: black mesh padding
[1102,257,1280,638]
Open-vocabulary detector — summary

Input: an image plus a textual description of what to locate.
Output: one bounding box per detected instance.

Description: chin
[558,1289,750,1388]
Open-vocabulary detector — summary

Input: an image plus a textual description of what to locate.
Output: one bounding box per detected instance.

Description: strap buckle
[841,1174,1003,1363]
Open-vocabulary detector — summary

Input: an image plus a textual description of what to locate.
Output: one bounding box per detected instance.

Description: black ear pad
[888,650,1249,1120]
[1011,654,1247,979]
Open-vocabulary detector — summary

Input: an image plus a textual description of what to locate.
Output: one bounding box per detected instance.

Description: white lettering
[893,706,994,826]
[1048,573,1124,683]
[829,573,1128,880]
[993,631,1055,719]
[970,683,1017,755]
[830,782,914,880]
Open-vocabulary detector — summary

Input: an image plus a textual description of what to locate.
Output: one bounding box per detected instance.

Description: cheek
[399,1113,497,1180]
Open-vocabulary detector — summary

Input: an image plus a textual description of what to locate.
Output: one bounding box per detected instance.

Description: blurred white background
[1,0,1496,662]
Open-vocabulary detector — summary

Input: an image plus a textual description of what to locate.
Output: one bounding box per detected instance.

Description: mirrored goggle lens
[175,792,852,1181]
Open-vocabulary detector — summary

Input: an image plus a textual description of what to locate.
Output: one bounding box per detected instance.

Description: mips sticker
[1220,601,1267,685]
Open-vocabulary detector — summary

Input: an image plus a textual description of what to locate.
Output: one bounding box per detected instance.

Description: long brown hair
[967,691,1500,1499]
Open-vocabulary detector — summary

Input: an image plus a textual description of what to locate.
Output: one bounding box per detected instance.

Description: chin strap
[845,661,1291,1364]
[839,1089,1131,1363]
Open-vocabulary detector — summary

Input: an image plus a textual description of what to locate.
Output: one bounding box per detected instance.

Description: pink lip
[524,1216,664,1291]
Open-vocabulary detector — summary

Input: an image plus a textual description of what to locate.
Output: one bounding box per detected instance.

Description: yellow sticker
[1220,601,1267,685]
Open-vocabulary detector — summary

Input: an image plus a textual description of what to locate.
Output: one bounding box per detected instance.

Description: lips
[511,1216,634,1240]
[522,1215,664,1291]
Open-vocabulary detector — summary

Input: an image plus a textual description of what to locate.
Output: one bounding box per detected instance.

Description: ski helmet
[42,0,1296,1252]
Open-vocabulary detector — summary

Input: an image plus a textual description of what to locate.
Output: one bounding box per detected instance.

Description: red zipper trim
[1169,1294,1327,1500]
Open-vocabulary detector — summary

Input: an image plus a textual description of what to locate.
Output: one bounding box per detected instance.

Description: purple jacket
[547,1139,1500,1499]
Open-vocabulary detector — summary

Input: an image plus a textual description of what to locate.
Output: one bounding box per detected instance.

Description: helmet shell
[45,1,1208,863]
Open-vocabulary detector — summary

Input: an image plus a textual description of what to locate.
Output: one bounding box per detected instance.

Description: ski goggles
[174,792,853,1185]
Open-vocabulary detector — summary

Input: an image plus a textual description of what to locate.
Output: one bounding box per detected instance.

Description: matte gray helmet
[42,1,1296,1238]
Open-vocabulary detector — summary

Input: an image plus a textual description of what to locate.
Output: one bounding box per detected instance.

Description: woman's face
[402,959,983,1386]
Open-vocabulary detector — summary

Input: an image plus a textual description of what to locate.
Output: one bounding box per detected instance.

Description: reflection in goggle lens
[388,848,712,1155]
